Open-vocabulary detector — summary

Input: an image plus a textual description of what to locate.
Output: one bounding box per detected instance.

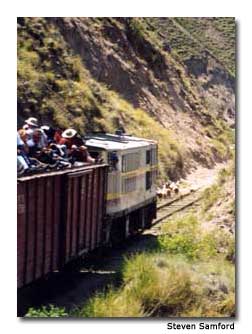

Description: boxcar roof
[84,133,157,151]
[17,163,108,182]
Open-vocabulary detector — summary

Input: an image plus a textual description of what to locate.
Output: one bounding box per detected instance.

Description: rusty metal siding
[35,178,45,280]
[78,175,87,252]
[91,169,98,250]
[25,179,36,285]
[17,174,63,287]
[17,165,108,288]
[17,182,26,288]
[97,168,105,245]
[52,176,61,270]
[44,177,53,275]
[62,166,107,263]
[85,173,92,250]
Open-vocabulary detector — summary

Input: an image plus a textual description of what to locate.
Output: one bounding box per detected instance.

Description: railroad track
[152,188,203,226]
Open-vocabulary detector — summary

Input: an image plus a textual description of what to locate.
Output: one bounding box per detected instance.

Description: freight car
[17,133,158,288]
[17,164,108,288]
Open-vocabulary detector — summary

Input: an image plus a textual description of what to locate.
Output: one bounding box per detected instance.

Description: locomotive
[17,132,158,288]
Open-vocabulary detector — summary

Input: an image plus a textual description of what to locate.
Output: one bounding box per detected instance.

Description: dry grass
[74,252,234,318]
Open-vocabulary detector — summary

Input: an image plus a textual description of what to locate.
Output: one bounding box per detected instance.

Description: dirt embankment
[51,18,235,174]
[18,18,235,180]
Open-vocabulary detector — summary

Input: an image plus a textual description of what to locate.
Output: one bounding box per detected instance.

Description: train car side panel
[17,182,27,288]
[25,179,37,285]
[44,177,54,275]
[78,175,87,252]
[91,169,98,250]
[62,166,107,264]
[35,178,45,280]
[52,175,62,271]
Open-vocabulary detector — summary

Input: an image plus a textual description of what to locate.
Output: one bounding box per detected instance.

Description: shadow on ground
[17,233,160,317]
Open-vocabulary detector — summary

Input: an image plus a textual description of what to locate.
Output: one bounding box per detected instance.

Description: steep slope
[148,17,235,126]
[17,17,235,180]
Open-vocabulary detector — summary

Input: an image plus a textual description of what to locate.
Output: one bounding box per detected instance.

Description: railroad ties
[152,189,202,227]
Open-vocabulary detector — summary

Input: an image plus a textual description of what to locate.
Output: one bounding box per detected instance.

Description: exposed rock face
[17,17,235,179]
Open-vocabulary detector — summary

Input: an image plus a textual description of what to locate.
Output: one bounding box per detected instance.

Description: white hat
[62,128,77,138]
[41,125,50,131]
[25,117,38,127]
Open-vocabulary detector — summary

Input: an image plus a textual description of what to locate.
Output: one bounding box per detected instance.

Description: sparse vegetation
[202,161,235,214]
[149,17,235,77]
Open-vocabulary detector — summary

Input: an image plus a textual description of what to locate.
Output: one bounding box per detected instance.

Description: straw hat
[25,117,38,127]
[62,128,77,138]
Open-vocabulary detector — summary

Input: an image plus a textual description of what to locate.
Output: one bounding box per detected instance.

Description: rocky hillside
[17,17,235,180]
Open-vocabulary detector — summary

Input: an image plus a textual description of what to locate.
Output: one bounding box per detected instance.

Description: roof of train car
[17,163,108,182]
[84,133,157,151]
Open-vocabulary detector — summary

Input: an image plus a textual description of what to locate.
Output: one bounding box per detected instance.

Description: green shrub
[158,215,217,260]
[202,184,221,212]
[25,305,68,318]
[76,252,234,317]
[77,287,144,318]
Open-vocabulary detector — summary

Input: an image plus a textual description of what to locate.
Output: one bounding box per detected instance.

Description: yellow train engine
[85,132,158,243]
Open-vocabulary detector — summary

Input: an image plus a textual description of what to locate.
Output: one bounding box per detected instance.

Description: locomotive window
[146,150,151,165]
[151,170,157,185]
[151,148,157,165]
[108,173,120,194]
[108,151,119,170]
[89,151,100,159]
[122,153,140,172]
[122,176,137,193]
[146,171,152,190]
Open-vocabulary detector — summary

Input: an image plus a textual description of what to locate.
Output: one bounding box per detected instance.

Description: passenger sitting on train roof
[41,125,56,144]
[27,128,48,157]
[49,143,67,158]
[69,145,95,164]
[54,128,63,144]
[17,132,30,173]
[24,117,39,140]
[59,128,85,149]
[18,129,29,153]
[17,131,49,175]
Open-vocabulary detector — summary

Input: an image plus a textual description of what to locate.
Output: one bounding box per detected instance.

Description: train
[17,132,158,288]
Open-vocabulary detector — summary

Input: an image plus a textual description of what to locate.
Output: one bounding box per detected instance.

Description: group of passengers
[17,117,96,176]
